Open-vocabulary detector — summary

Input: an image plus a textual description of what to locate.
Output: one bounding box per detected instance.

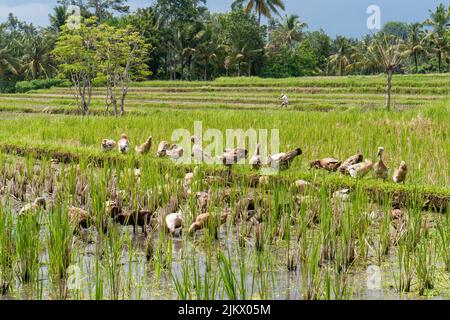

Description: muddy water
[1,221,446,301]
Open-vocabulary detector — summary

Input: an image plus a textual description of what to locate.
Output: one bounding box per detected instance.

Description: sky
[0,0,449,38]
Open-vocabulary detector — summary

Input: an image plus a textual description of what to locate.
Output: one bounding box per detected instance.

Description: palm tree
[276,14,308,48]
[194,24,218,80]
[328,36,352,76]
[232,0,285,25]
[402,23,426,73]
[356,34,405,111]
[49,6,68,33]
[0,46,19,77]
[20,34,54,80]
[425,4,450,73]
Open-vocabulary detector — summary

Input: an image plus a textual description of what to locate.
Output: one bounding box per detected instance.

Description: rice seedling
[436,213,450,272]
[46,205,75,299]
[14,211,41,284]
[394,239,414,293]
[415,237,437,296]
[0,202,14,295]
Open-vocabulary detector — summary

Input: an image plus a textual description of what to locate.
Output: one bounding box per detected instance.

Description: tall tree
[20,31,55,80]
[382,21,409,40]
[328,36,352,76]
[97,24,150,116]
[218,9,265,76]
[356,34,405,111]
[49,6,69,33]
[232,0,285,25]
[425,4,450,73]
[57,0,129,21]
[273,14,308,48]
[52,17,99,115]
[402,23,426,73]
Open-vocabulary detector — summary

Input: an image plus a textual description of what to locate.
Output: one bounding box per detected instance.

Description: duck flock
[12,133,409,244]
[102,133,408,184]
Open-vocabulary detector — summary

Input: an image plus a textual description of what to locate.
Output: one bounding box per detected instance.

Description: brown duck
[68,206,90,230]
[156,141,170,157]
[19,197,46,216]
[338,150,363,175]
[219,148,248,167]
[268,148,302,170]
[374,147,389,180]
[393,161,407,184]
[135,136,152,155]
[101,139,116,152]
[310,158,342,172]
[249,144,262,170]
[189,210,229,235]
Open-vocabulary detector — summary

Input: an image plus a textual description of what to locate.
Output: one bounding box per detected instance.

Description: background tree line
[1,0,449,94]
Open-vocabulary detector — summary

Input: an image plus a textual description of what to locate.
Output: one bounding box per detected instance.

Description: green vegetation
[0,0,448,302]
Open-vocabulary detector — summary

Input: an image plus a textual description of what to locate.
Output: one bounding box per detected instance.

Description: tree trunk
[386,68,393,111]
[414,51,418,74]
[204,65,207,81]
[438,51,442,73]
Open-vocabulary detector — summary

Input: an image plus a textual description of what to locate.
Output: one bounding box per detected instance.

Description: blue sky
[0,0,448,38]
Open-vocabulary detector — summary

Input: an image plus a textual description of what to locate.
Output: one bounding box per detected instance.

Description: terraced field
[1,74,448,114]
[0,74,449,300]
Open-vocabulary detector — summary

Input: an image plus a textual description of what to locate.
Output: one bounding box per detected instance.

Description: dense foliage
[0,1,449,90]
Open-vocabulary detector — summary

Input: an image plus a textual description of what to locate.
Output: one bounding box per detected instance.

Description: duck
[249,144,262,170]
[268,148,302,170]
[166,144,184,161]
[218,148,248,167]
[310,158,342,172]
[373,147,389,180]
[101,139,116,152]
[19,197,46,216]
[393,161,407,184]
[135,136,152,155]
[292,180,313,194]
[118,134,130,154]
[165,210,184,237]
[68,206,90,230]
[156,141,170,157]
[338,150,363,175]
[347,159,373,178]
[188,209,229,235]
[183,167,200,197]
[191,136,211,162]
[259,175,270,186]
[332,189,351,202]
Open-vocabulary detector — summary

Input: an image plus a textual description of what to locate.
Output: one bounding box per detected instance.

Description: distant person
[280,94,289,108]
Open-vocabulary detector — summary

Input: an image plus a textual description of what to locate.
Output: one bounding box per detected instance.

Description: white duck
[165,209,184,237]
[167,144,184,161]
[191,135,211,162]
[347,159,373,178]
[118,134,130,154]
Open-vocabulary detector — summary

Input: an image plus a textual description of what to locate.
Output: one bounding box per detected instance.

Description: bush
[14,79,65,93]
[0,80,16,93]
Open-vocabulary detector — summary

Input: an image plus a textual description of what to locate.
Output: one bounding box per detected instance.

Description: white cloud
[0,3,52,26]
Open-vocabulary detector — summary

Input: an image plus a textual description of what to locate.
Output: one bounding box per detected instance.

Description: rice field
[0,74,449,300]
